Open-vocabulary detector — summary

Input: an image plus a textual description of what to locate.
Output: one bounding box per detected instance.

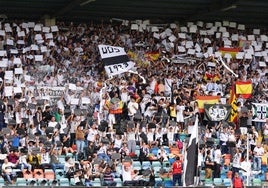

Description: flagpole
[246,133,250,186]
[195,114,200,186]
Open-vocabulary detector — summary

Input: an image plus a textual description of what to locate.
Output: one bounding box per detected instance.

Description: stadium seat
[58,155,66,164]
[44,170,55,180]
[152,160,162,168]
[213,178,222,186]
[0,177,5,186]
[115,164,122,175]
[223,178,231,186]
[114,178,122,186]
[59,178,70,186]
[23,169,33,179]
[151,147,159,156]
[252,178,262,186]
[153,166,162,177]
[91,178,101,186]
[55,169,65,180]
[142,161,151,169]
[162,161,171,171]
[204,178,213,186]
[133,161,142,170]
[37,178,48,186]
[70,178,76,186]
[135,148,140,157]
[33,168,44,179]
[16,178,27,186]
[27,178,37,186]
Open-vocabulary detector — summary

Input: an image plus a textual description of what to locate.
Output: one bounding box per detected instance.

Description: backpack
[177,140,183,150]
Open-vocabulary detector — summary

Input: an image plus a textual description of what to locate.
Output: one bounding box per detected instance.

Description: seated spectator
[18,149,32,172]
[97,142,110,162]
[119,143,130,159]
[157,146,168,162]
[50,146,64,172]
[101,164,117,186]
[2,158,16,184]
[64,156,75,180]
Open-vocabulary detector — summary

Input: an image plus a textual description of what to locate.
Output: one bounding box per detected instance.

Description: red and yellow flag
[235,80,252,99]
[144,52,160,61]
[219,47,241,58]
[196,95,220,113]
[229,84,238,123]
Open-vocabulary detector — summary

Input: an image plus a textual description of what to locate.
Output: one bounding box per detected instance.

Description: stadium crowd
[0,19,267,187]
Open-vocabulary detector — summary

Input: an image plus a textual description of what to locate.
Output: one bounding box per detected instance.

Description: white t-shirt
[214,149,222,164]
[127,101,139,116]
[122,165,132,182]
[253,146,264,157]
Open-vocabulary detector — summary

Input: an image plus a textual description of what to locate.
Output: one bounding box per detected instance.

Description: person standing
[75,125,85,154]
[205,149,214,179]
[232,172,244,188]
[253,142,264,171]
[213,145,222,178]
[232,148,242,178]
[172,156,182,186]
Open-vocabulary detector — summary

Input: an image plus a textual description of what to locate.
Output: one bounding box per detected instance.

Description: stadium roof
[1,0,268,27]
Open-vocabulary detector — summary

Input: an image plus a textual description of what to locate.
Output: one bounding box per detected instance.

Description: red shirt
[233,177,243,188]
[172,160,182,174]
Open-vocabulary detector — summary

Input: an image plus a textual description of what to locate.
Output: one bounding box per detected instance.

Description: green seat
[204,178,213,186]
[252,178,262,186]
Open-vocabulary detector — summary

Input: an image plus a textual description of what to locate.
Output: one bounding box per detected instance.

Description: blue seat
[27,178,37,186]
[151,148,159,156]
[55,169,65,180]
[163,180,173,187]
[59,178,69,186]
[152,161,162,168]
[16,178,27,186]
[223,178,231,186]
[133,161,142,170]
[142,161,151,169]
[37,178,48,186]
[163,146,170,154]
[213,178,222,186]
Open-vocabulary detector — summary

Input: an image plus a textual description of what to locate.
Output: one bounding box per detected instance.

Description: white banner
[98,45,126,59]
[98,44,135,76]
[104,61,135,76]
[252,103,268,122]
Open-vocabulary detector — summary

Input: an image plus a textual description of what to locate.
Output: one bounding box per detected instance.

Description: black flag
[183,115,198,186]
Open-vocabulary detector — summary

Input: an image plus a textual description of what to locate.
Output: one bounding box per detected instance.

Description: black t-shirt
[184,106,193,117]
[205,155,213,169]
[239,116,248,128]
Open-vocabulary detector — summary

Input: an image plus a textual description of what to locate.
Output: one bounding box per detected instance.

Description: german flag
[196,95,220,113]
[219,47,241,58]
[235,80,252,99]
[144,51,160,61]
[229,84,238,123]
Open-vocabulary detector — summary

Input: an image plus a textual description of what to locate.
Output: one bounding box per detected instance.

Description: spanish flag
[196,95,220,113]
[203,72,220,82]
[229,84,238,123]
[219,47,241,58]
[235,80,252,99]
[144,51,160,61]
